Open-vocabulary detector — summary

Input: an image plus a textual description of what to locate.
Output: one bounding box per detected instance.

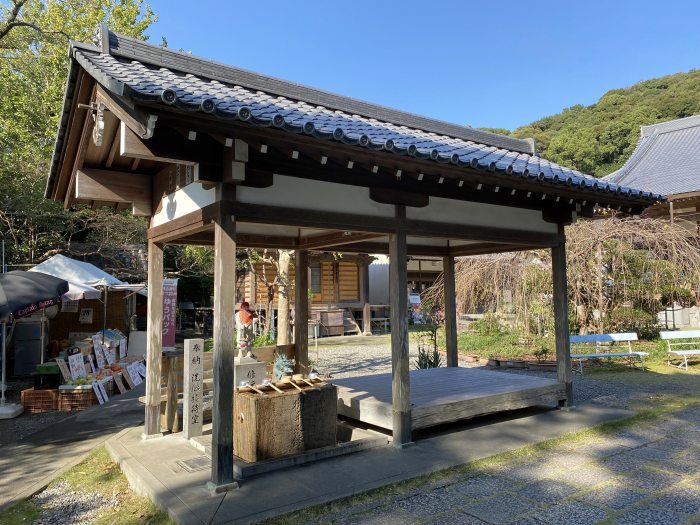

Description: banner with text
[162,278,178,351]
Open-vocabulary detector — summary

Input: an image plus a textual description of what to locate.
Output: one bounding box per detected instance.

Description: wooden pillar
[359,260,370,304]
[552,225,573,407]
[390,205,411,446]
[144,240,163,437]
[362,302,372,336]
[210,212,237,490]
[443,255,458,367]
[295,249,309,372]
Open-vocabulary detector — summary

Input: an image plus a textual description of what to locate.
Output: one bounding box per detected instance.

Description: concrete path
[106,404,634,525]
[299,405,700,525]
[0,384,145,511]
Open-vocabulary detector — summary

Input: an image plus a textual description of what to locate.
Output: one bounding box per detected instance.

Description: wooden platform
[333,367,565,431]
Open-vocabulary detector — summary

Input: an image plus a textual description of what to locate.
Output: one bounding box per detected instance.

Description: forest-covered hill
[481,69,700,177]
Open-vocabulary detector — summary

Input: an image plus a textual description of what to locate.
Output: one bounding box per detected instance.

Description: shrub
[253,331,275,347]
[472,313,504,336]
[605,308,660,340]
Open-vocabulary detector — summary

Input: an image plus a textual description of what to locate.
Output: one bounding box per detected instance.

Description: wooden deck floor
[333,367,565,431]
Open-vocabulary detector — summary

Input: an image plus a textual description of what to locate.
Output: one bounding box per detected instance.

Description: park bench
[660,330,700,370]
[569,332,648,374]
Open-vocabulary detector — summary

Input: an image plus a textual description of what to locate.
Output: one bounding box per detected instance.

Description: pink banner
[162,279,178,350]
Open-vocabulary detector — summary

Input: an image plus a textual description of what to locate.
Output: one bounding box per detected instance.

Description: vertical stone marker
[184,338,204,439]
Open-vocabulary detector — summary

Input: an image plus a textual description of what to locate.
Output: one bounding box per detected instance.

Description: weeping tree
[425,217,700,338]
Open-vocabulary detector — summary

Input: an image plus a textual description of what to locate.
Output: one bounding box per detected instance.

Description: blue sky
[144,0,700,131]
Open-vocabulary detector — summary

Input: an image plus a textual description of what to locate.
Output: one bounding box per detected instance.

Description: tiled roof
[604,115,700,196]
[48,28,664,205]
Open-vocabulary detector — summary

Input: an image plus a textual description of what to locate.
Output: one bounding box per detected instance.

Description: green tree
[510,69,700,177]
[0,0,156,269]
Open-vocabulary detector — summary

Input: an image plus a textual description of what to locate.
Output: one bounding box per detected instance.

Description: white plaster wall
[236,174,396,218]
[151,183,217,227]
[406,196,557,234]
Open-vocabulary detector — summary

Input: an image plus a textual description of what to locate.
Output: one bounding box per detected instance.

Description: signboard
[136,362,147,378]
[78,308,93,324]
[61,300,79,313]
[103,344,115,366]
[162,279,178,351]
[55,358,72,382]
[98,380,109,402]
[127,364,142,386]
[68,353,87,380]
[94,344,106,369]
[113,373,127,394]
[118,339,127,359]
[92,381,105,404]
[183,338,204,439]
[122,368,135,388]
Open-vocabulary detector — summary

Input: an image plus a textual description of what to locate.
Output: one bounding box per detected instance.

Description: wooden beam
[390,205,411,446]
[63,84,97,209]
[53,70,93,203]
[299,231,385,250]
[449,243,542,257]
[322,241,448,256]
[295,249,309,373]
[211,209,237,489]
[369,187,429,208]
[233,202,562,246]
[552,225,573,408]
[95,84,157,139]
[76,168,152,216]
[403,219,560,246]
[147,201,231,243]
[144,241,163,436]
[443,255,458,367]
[119,122,222,181]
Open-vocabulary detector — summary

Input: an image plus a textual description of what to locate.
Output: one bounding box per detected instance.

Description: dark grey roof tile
[61,32,665,204]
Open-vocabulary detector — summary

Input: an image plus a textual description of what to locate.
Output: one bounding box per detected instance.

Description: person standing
[235,301,257,359]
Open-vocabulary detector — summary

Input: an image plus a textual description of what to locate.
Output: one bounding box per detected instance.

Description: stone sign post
[183,338,204,439]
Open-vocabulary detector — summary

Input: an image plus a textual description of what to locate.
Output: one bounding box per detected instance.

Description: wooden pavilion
[46,26,663,491]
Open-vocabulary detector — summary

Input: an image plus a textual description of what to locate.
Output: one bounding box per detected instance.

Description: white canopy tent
[28,255,144,344]
[29,254,125,288]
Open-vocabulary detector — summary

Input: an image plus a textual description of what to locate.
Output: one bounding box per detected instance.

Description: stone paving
[292,406,700,525]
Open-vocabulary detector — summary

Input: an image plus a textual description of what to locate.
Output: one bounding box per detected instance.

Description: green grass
[0,448,174,525]
[0,501,41,525]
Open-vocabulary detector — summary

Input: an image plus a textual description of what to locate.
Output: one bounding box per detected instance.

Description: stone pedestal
[233,356,268,386]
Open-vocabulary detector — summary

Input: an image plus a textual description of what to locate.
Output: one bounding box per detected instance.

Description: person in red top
[235,301,257,359]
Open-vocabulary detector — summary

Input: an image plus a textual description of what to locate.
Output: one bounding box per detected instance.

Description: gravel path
[314,337,700,520]
[292,406,700,525]
[32,480,117,525]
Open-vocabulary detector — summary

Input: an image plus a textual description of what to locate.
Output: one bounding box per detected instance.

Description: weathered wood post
[552,225,573,407]
[390,205,411,446]
[209,210,237,491]
[144,240,163,437]
[295,249,309,372]
[443,255,458,367]
[362,302,372,336]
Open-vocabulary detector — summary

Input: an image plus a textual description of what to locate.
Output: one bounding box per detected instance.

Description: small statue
[235,301,257,360]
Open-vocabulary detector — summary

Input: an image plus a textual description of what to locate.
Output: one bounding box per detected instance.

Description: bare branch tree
[425,217,700,335]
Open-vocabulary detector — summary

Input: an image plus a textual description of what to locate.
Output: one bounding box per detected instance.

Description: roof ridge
[641,114,700,137]
[99,28,536,155]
